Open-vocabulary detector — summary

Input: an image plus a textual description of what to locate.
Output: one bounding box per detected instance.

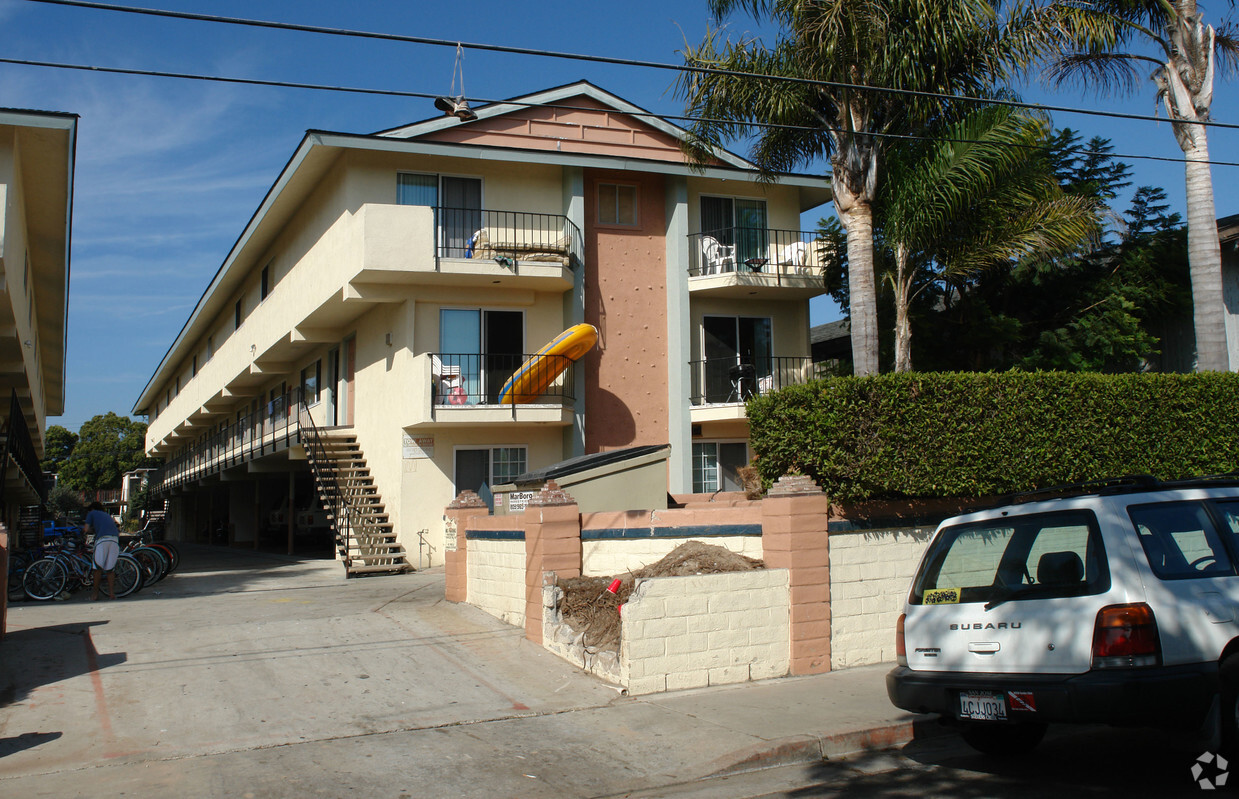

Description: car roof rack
[1005,473,1239,505]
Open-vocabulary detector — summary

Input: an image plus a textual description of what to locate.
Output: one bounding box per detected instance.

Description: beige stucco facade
[135,83,831,565]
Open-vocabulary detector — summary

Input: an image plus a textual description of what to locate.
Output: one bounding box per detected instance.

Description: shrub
[747,372,1239,503]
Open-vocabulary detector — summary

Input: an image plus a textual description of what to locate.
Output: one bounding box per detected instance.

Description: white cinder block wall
[465,538,526,627]
[620,569,790,695]
[827,528,934,669]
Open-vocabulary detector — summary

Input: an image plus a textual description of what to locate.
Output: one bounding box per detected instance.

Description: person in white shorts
[85,501,121,600]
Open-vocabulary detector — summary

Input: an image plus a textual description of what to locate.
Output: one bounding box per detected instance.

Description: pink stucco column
[762,475,831,675]
[444,490,488,603]
[523,480,581,644]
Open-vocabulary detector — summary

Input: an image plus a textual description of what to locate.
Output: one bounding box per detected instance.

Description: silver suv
[886,477,1239,755]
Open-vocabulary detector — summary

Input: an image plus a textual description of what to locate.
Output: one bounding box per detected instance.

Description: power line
[5,54,1239,170]
[19,0,1239,133]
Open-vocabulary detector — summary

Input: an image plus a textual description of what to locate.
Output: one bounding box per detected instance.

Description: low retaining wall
[620,569,790,695]
[580,507,762,577]
[827,528,933,669]
[466,533,526,627]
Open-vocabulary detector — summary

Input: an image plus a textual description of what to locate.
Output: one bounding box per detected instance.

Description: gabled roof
[375,80,757,171]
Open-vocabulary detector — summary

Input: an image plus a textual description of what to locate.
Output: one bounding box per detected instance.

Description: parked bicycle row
[7,526,181,602]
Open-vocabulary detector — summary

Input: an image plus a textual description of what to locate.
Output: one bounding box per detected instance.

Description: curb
[705,716,945,778]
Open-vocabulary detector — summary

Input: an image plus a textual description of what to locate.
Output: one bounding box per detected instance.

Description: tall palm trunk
[832,155,880,376]
[1184,141,1230,371]
[892,244,914,372]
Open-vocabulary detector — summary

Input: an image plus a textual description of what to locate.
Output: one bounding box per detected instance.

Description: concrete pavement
[0,544,934,797]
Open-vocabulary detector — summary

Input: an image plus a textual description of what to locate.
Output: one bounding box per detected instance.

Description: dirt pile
[556,540,763,652]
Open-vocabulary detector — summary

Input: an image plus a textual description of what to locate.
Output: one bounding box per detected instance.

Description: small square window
[598,183,638,226]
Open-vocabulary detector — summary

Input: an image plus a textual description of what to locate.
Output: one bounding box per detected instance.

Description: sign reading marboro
[508,491,536,513]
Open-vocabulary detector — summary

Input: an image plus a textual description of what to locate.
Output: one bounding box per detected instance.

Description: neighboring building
[0,108,75,527]
[132,82,830,569]
[1218,213,1239,371]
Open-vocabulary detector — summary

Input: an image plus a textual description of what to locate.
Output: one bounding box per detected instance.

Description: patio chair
[700,235,735,275]
[777,241,808,268]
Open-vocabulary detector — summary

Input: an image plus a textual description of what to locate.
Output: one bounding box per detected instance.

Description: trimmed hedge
[747,372,1239,503]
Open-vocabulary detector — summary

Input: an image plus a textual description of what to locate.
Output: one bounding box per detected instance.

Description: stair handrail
[296,401,354,560]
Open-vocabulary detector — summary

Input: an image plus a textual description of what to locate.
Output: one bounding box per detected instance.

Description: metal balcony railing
[689,356,815,406]
[151,387,304,494]
[436,207,583,266]
[689,228,828,280]
[432,352,575,406]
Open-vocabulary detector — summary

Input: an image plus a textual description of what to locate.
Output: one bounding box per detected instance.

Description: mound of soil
[556,540,763,652]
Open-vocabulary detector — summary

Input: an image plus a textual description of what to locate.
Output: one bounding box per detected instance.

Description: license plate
[959,691,1007,721]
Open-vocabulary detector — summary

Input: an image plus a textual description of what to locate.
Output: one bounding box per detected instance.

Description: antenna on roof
[434,43,478,121]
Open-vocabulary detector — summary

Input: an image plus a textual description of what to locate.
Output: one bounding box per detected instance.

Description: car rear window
[910,510,1108,605]
[1128,501,1236,580]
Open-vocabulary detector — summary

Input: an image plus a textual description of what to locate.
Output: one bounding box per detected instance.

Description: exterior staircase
[300,420,412,577]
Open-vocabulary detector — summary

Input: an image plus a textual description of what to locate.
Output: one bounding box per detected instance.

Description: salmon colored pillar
[762,475,831,675]
[444,490,488,603]
[523,480,581,644]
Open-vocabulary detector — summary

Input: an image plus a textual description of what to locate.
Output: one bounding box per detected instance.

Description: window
[692,441,748,493]
[301,360,321,406]
[397,172,437,206]
[701,315,773,403]
[598,183,638,226]
[192,354,198,377]
[1129,502,1236,579]
[911,510,1109,605]
[235,299,243,330]
[438,308,523,404]
[455,446,528,509]
[260,264,270,301]
[700,195,767,261]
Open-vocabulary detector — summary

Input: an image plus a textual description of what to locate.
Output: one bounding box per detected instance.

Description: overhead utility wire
[7,55,1239,170]
[21,0,1239,133]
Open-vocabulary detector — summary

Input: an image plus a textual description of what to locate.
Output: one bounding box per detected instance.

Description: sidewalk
[0,544,934,797]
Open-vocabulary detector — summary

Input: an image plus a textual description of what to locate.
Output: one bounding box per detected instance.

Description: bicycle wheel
[130,546,168,584]
[156,541,180,572]
[23,557,67,601]
[112,554,143,598]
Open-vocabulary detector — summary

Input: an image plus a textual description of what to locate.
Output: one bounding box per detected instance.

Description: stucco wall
[620,569,790,695]
[828,528,933,669]
[466,536,526,627]
[583,168,669,452]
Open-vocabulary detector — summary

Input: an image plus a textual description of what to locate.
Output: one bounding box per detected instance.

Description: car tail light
[1092,603,1160,668]
[896,613,907,666]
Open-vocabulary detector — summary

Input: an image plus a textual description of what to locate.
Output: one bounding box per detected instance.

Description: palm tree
[676,0,1065,374]
[880,106,1101,370]
[1047,1,1239,371]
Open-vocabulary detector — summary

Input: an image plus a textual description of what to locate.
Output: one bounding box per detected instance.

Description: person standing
[84,501,120,600]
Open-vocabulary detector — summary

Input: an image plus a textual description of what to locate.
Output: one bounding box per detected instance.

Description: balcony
[688,228,828,299]
[430,207,582,290]
[689,356,815,422]
[405,352,577,429]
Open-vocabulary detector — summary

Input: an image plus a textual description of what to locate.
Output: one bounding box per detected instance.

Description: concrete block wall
[827,528,933,669]
[466,537,527,627]
[620,569,790,696]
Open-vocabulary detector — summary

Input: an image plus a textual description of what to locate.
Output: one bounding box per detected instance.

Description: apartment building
[0,108,75,525]
[133,82,830,571]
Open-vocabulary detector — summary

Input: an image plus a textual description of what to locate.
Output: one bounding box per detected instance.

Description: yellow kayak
[498,323,599,404]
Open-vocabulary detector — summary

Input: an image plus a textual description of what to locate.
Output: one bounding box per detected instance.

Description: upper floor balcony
[688,355,817,423]
[404,351,577,429]
[687,228,829,299]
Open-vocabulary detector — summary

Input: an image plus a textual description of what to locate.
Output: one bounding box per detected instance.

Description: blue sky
[0,0,1235,432]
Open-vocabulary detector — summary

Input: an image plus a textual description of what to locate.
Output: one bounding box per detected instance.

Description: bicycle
[23,536,144,601]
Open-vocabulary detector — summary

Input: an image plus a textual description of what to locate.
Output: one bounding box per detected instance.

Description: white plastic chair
[778,241,807,266]
[700,235,735,275]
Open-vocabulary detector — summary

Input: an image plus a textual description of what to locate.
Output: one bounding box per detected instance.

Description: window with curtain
[700,195,767,261]
[598,183,638,225]
[397,173,438,206]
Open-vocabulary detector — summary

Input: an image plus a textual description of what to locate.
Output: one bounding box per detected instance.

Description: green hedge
[746,372,1239,503]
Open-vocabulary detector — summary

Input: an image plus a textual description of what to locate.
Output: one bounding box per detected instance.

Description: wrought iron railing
[689,356,815,406]
[297,399,352,559]
[432,352,575,406]
[688,228,828,280]
[151,387,303,494]
[436,207,583,266]
[4,389,45,507]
